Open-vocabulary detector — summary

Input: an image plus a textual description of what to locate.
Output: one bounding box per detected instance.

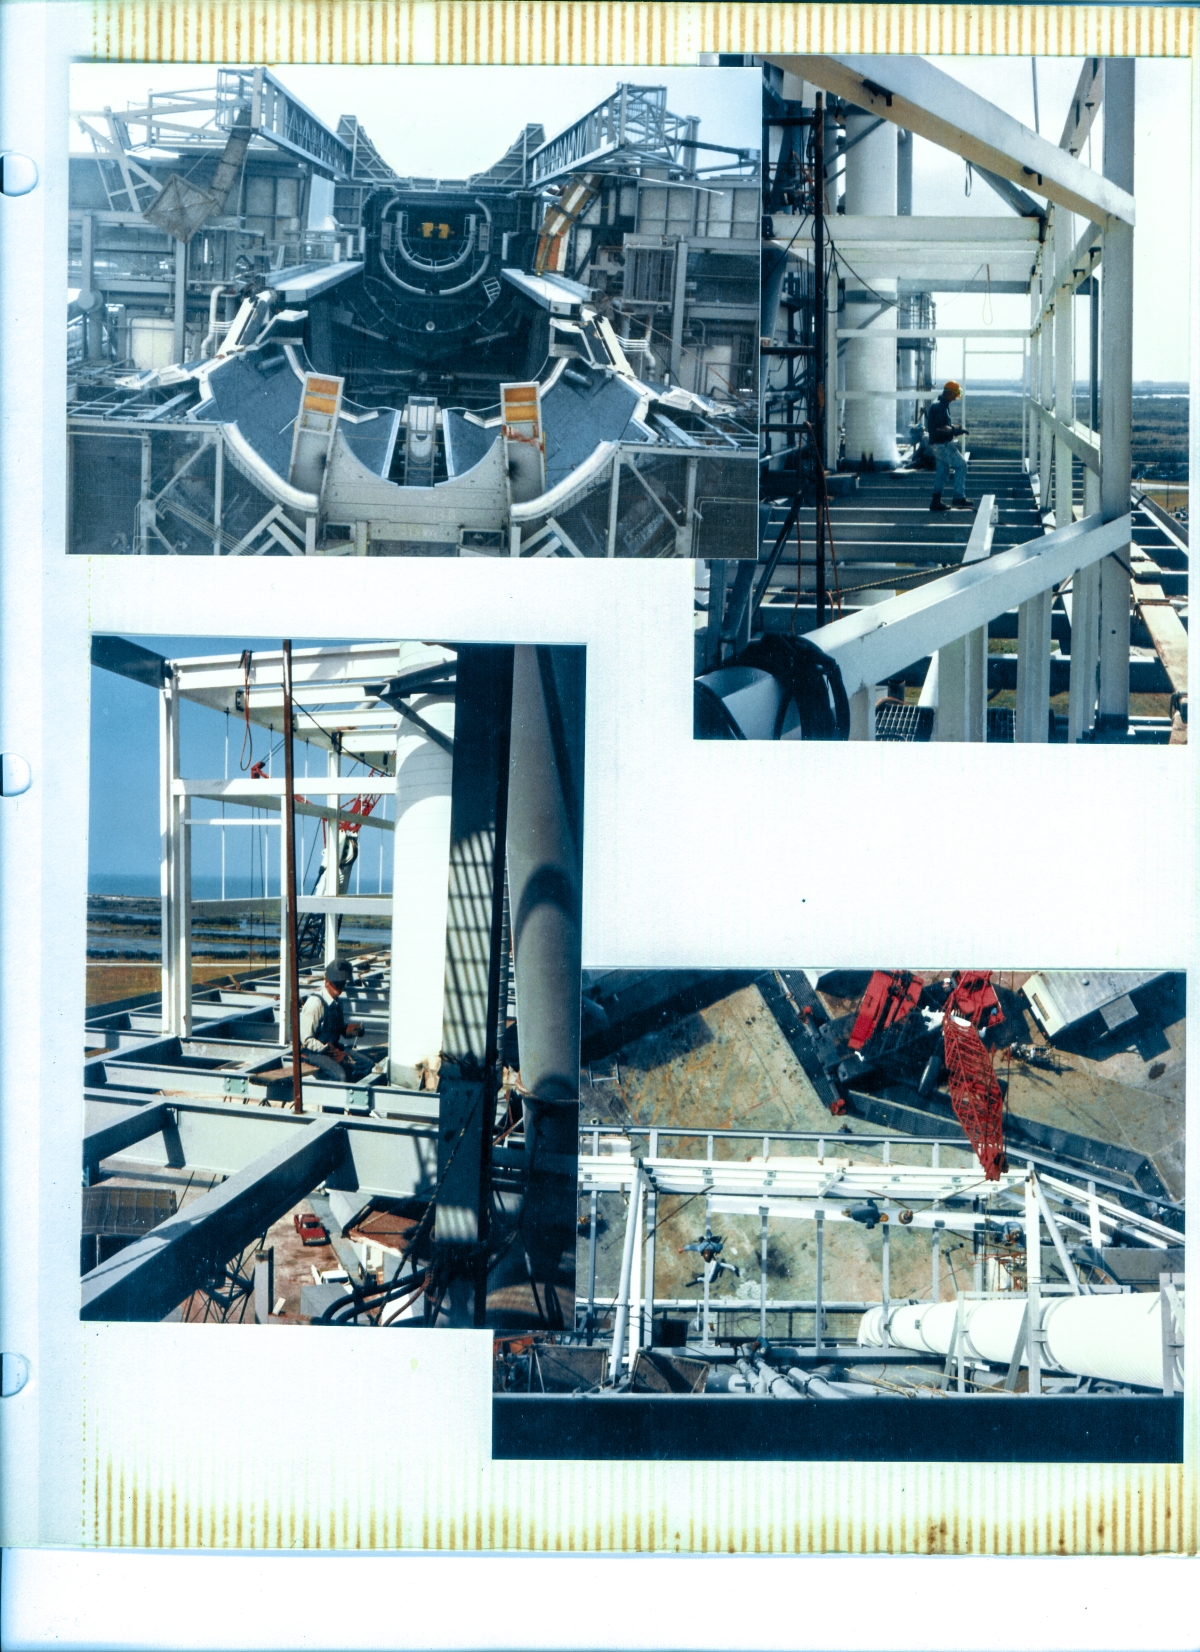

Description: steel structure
[68,71,761,558]
[85,638,585,1329]
[526,83,755,189]
[702,54,1187,744]
[577,1121,1185,1398]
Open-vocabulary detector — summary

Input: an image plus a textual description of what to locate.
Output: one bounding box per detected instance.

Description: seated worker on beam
[926,380,973,513]
[299,958,364,1080]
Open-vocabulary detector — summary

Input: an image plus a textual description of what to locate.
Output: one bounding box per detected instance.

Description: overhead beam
[80,1115,349,1321]
[771,55,1134,229]
[1059,58,1105,157]
[809,513,1131,699]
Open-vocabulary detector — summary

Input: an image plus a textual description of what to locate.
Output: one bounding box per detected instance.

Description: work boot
[951,497,975,510]
[929,495,949,513]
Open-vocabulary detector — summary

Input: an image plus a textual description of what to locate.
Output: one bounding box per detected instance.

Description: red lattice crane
[941,971,1007,1179]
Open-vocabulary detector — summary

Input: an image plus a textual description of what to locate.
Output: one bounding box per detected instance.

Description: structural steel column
[1098,59,1135,730]
[1025,1172,1043,1395]
[1038,220,1056,510]
[436,645,514,1328]
[1053,207,1075,529]
[159,675,181,1036]
[848,684,877,741]
[935,628,987,742]
[1015,590,1052,742]
[643,1153,658,1348]
[172,236,187,365]
[1027,285,1039,479]
[669,238,689,385]
[507,645,585,1307]
[323,745,340,967]
[211,432,224,556]
[1068,561,1102,742]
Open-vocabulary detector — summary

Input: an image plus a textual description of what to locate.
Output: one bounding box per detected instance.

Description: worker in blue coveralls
[926,380,974,513]
[299,957,364,1079]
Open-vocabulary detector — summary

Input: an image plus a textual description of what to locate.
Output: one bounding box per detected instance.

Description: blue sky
[89,635,393,897]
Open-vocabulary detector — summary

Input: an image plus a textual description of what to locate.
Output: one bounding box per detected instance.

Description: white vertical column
[1038,219,1056,511]
[669,237,688,384]
[178,783,192,1040]
[1025,1172,1042,1395]
[323,745,340,966]
[842,113,898,468]
[1027,283,1040,482]
[1015,590,1052,742]
[211,433,224,556]
[1067,561,1101,742]
[387,688,455,1088]
[159,678,180,1036]
[1098,59,1136,729]
[935,499,993,742]
[629,1176,644,1366]
[172,237,187,365]
[1053,208,1075,528]
[935,632,986,742]
[848,685,877,741]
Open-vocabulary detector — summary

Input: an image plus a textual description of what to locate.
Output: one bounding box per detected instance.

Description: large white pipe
[842,111,898,468]
[859,1291,1183,1390]
[386,643,456,1088]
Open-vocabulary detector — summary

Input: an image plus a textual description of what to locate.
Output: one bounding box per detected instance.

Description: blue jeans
[932,442,967,499]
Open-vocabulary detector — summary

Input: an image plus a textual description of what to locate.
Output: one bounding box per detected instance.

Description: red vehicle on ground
[294,1211,328,1247]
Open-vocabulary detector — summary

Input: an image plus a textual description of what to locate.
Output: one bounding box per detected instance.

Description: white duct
[841,111,898,468]
[858,1291,1183,1390]
[386,643,456,1088]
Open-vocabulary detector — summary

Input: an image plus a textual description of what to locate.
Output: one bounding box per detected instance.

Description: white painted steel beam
[835,328,1030,339]
[1098,59,1136,726]
[190,795,393,833]
[770,55,1135,230]
[934,498,994,743]
[1067,563,1102,743]
[1032,401,1100,474]
[1015,588,1053,743]
[1031,219,1101,336]
[80,1115,349,1321]
[175,777,397,797]
[809,513,1131,700]
[1059,58,1105,158]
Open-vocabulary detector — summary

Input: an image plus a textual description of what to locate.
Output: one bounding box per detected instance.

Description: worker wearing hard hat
[298,957,364,1080]
[925,381,973,513]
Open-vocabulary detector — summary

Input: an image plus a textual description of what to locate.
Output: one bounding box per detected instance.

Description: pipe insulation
[858,1291,1183,1390]
[506,644,586,1281]
[386,644,456,1087]
[841,110,899,468]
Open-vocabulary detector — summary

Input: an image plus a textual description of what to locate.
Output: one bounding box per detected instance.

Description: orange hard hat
[943,380,962,398]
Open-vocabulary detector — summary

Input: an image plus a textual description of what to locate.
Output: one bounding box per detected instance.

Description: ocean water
[89,872,392,899]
